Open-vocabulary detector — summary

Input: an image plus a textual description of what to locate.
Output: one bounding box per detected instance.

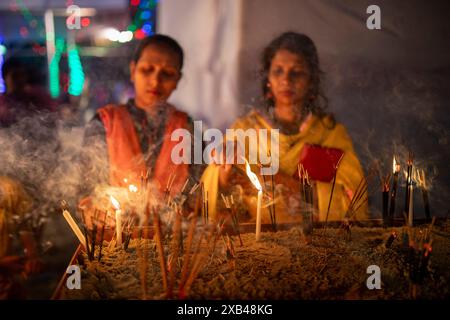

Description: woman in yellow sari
[201,32,367,224]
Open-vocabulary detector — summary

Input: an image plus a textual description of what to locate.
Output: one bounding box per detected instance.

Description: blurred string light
[101,28,134,43]
[49,40,86,98]
[127,0,157,39]
[0,43,5,93]
[67,44,85,96]
[14,0,45,37]
[49,39,65,98]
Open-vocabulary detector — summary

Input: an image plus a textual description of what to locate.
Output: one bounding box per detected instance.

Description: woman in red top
[83,34,192,195]
[80,35,200,228]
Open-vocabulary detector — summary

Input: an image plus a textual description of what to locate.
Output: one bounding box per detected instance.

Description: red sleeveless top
[97,104,189,195]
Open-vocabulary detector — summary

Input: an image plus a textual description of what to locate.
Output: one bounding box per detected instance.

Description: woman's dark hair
[261,32,330,121]
[133,34,184,70]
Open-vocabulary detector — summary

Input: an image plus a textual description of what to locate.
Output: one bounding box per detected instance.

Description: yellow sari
[0,176,32,258]
[201,110,368,222]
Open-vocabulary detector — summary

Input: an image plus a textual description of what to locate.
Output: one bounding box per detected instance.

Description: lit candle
[389,156,400,225]
[244,159,263,241]
[382,178,390,227]
[256,189,263,241]
[417,169,431,222]
[404,154,413,217]
[408,182,414,227]
[62,208,87,248]
[110,196,122,246]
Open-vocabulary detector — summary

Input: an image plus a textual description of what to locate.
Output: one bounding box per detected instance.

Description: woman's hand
[214,140,238,189]
[218,163,233,188]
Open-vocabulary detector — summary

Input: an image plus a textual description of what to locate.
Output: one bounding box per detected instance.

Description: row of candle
[382,154,432,226]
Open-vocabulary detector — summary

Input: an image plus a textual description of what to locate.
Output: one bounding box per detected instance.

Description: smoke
[0,111,109,215]
[324,59,450,218]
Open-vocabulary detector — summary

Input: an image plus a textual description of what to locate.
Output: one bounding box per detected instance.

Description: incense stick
[167,208,182,298]
[153,207,168,293]
[179,214,198,291]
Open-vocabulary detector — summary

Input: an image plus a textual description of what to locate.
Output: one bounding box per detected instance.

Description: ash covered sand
[60,226,450,300]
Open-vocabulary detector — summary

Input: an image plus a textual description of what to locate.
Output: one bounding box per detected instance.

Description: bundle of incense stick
[416,169,432,222]
[382,174,391,227]
[180,193,216,298]
[389,157,401,226]
[123,215,137,250]
[298,164,313,236]
[401,218,435,299]
[221,193,243,246]
[79,207,100,261]
[404,152,414,217]
[267,150,277,230]
[209,218,227,264]
[179,211,198,292]
[97,210,107,261]
[221,233,236,261]
[385,230,398,249]
[137,233,148,300]
[201,183,209,224]
[180,223,217,299]
[137,204,151,299]
[344,165,378,221]
[152,206,168,294]
[344,176,368,221]
[141,169,150,189]
[189,182,200,195]
[180,178,190,195]
[90,209,99,260]
[260,164,277,231]
[164,172,177,204]
[167,207,182,298]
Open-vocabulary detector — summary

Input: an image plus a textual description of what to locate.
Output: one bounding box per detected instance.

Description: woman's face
[268,49,311,108]
[130,44,181,110]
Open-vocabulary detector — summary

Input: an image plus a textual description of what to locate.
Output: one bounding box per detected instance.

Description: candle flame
[416,169,427,189]
[110,195,120,210]
[392,156,400,173]
[243,158,262,191]
[129,184,138,193]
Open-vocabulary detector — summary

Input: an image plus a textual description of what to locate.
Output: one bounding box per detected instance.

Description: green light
[49,39,65,98]
[68,45,85,96]
[0,45,6,55]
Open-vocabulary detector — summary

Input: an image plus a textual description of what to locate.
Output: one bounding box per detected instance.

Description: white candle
[110,195,122,246]
[256,190,263,241]
[408,184,414,227]
[243,158,264,241]
[62,209,86,248]
[115,209,122,246]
